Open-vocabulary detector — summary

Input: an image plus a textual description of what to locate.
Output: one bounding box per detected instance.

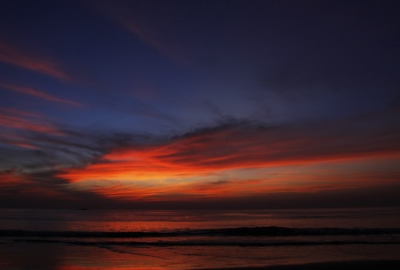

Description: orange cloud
[70,160,400,203]
[0,40,70,80]
[60,120,400,187]
[75,178,267,202]
[0,83,81,106]
[58,267,166,270]
[73,173,360,202]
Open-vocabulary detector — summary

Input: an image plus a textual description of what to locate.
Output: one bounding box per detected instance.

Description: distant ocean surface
[1,207,400,269]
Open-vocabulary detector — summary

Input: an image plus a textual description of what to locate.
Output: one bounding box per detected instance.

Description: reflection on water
[1,208,400,232]
[0,208,400,269]
[1,242,400,269]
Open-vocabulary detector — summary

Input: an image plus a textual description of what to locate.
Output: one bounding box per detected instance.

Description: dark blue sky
[0,0,399,209]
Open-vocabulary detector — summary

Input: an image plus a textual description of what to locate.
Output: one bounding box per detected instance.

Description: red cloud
[0,133,38,149]
[88,1,192,65]
[0,83,81,106]
[0,40,70,80]
[0,171,66,200]
[76,169,399,202]
[0,171,26,187]
[0,108,63,136]
[60,117,400,186]
[123,22,191,65]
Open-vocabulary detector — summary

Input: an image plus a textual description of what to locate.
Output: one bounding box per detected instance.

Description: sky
[0,0,399,209]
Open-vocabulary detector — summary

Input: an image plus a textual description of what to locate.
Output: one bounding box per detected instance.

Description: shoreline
[198,260,400,270]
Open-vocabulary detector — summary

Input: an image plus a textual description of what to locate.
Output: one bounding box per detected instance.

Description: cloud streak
[0,170,61,198]
[0,83,81,106]
[0,110,63,136]
[59,110,400,188]
[87,0,194,65]
[0,170,116,208]
[0,133,38,149]
[0,40,70,81]
[70,166,400,204]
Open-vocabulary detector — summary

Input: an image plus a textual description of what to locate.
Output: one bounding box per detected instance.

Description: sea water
[0,207,399,269]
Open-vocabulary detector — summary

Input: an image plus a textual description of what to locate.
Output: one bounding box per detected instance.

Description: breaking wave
[2,227,400,247]
[1,226,400,238]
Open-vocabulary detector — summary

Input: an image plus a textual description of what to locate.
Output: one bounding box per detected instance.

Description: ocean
[0,207,400,269]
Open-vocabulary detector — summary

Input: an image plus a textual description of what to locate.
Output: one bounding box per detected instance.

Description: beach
[1,1,400,269]
[1,208,400,269]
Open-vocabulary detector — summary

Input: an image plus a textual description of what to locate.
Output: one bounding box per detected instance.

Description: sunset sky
[0,0,399,209]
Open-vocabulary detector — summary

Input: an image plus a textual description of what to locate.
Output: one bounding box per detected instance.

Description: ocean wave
[11,238,400,247]
[1,227,400,238]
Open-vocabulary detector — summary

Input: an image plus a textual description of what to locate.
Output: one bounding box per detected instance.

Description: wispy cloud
[0,83,81,106]
[0,108,63,136]
[0,170,61,198]
[0,40,70,81]
[0,104,397,205]
[0,133,38,149]
[87,0,193,65]
[73,167,400,203]
[0,170,114,208]
[59,110,400,186]
[122,21,191,65]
